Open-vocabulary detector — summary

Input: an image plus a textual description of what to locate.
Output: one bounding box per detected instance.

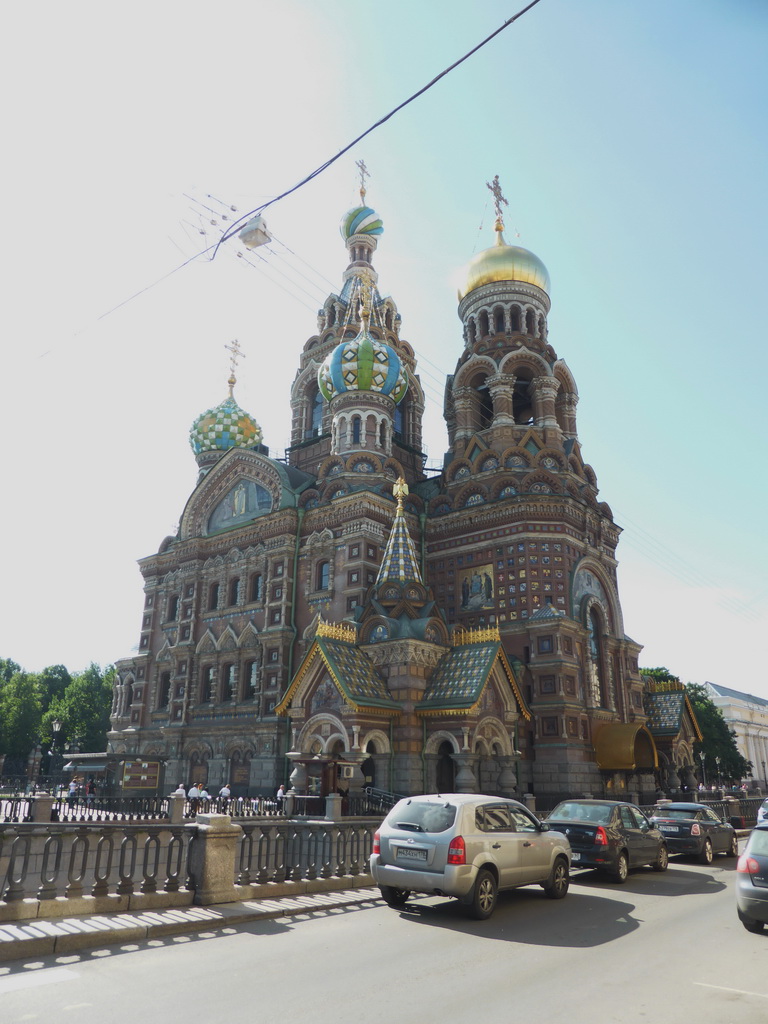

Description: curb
[0,886,383,964]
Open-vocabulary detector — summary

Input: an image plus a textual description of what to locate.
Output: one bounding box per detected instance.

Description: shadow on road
[393,888,641,947]
[570,864,727,896]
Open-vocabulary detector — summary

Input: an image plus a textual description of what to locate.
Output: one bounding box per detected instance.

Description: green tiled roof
[644,691,685,735]
[376,504,421,585]
[416,642,499,711]
[314,638,400,711]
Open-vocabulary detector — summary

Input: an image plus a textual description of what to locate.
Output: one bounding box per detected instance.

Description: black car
[736,823,768,933]
[649,802,739,863]
[546,799,668,883]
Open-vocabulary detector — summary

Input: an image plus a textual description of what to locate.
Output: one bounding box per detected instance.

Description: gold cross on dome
[486,174,509,224]
[356,159,370,202]
[224,339,245,394]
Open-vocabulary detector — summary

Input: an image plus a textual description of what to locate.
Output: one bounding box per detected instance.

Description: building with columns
[109,177,698,804]
[705,682,768,789]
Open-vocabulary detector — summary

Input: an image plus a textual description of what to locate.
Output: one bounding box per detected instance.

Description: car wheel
[467,868,498,920]
[699,838,713,865]
[738,908,765,934]
[728,834,740,858]
[653,843,669,872]
[379,886,410,908]
[612,851,629,883]
[543,857,570,899]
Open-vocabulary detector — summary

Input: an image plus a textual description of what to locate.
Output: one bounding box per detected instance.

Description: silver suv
[370,793,572,919]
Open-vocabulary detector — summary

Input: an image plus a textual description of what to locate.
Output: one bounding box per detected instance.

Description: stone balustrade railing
[0,796,381,924]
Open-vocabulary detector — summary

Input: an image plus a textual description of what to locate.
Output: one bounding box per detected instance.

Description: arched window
[525,309,536,334]
[208,583,220,610]
[393,404,404,440]
[510,306,521,332]
[352,416,361,444]
[310,388,324,436]
[167,595,179,621]
[222,664,237,702]
[477,382,493,430]
[588,606,608,707]
[513,376,534,425]
[467,319,477,345]
[479,311,490,338]
[494,307,505,333]
[250,574,263,602]
[201,666,215,703]
[243,659,259,700]
[317,561,330,590]
[229,578,240,606]
[158,672,171,708]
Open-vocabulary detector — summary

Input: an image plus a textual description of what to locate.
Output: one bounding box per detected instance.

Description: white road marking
[694,982,768,1001]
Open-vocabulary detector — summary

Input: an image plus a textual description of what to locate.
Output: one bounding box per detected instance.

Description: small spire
[224,339,245,397]
[376,477,422,586]
[356,158,370,203]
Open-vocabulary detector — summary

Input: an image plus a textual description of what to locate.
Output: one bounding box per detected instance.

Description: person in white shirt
[187,783,201,816]
[219,783,231,812]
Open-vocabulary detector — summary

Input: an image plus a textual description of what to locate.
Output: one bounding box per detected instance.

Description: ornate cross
[356,158,370,202]
[486,174,509,223]
[225,339,245,394]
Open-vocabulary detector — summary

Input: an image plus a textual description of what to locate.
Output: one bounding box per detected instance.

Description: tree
[36,664,72,713]
[0,671,42,756]
[46,663,114,753]
[686,683,752,784]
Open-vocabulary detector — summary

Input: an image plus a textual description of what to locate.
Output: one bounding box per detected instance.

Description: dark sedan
[649,802,739,863]
[736,823,768,933]
[546,799,668,883]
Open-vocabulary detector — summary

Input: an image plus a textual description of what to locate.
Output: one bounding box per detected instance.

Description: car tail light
[691,823,701,835]
[594,826,608,847]
[738,854,760,875]
[447,836,466,864]
[372,832,380,855]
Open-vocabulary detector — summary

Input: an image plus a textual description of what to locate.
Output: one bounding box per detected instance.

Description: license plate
[659,826,678,833]
[570,852,580,862]
[396,846,427,862]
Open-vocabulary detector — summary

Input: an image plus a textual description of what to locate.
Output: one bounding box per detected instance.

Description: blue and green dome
[189,394,262,455]
[318,325,407,404]
[340,205,383,240]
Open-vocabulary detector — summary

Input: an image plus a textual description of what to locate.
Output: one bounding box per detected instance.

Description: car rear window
[655,809,698,820]
[549,802,611,825]
[388,801,457,834]
[749,830,768,857]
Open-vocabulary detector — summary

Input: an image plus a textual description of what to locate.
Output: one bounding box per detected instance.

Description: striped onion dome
[340,205,383,239]
[318,319,407,405]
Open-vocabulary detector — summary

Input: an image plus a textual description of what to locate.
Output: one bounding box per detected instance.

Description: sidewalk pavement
[0,884,383,964]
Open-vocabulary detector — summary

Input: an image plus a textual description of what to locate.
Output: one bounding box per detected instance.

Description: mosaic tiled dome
[189,394,262,455]
[318,324,407,404]
[339,205,383,240]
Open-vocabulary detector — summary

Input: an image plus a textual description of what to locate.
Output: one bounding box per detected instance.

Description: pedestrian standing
[219,782,231,812]
[188,782,201,817]
[276,783,285,814]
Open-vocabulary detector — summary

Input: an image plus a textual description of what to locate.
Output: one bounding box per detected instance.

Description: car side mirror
[538,822,550,832]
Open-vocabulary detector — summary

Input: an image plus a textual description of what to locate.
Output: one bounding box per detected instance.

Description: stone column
[533,376,560,429]
[341,752,367,794]
[487,373,516,426]
[186,813,243,905]
[451,754,478,794]
[31,793,55,823]
[496,755,520,797]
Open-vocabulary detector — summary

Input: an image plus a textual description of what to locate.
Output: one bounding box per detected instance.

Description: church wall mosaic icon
[459,563,494,611]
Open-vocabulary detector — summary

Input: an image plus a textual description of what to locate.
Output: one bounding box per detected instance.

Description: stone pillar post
[341,752,367,794]
[451,754,478,794]
[496,755,520,797]
[31,793,55,823]
[186,813,243,905]
[533,376,560,430]
[168,794,186,824]
[325,793,343,821]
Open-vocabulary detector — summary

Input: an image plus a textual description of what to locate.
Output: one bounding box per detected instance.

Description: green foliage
[0,672,42,756]
[641,667,681,685]
[1,657,114,757]
[686,683,752,782]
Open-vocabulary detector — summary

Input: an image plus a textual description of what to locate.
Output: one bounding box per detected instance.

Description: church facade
[109,179,699,805]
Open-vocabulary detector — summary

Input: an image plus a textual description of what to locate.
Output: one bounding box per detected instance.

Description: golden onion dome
[459,226,550,300]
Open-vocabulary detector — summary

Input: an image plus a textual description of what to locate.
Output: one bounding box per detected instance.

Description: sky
[1,0,766,697]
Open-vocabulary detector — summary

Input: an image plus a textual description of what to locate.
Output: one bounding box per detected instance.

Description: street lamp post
[50,719,63,793]
[715,756,722,792]
[762,760,766,791]
[698,751,707,788]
